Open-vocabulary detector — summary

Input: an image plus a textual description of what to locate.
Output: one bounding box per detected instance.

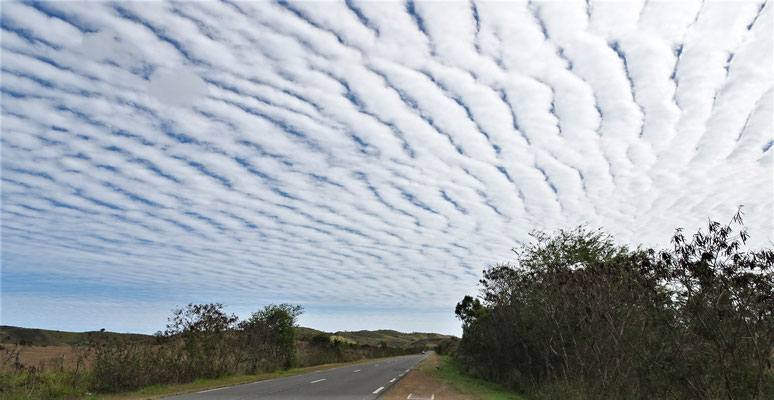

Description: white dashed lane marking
[197,387,224,393]
[310,379,326,384]
[373,386,385,394]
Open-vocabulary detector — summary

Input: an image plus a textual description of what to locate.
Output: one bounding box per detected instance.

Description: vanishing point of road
[162,353,429,400]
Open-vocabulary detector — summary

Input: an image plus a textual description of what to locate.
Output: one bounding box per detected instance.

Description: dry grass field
[2,345,82,369]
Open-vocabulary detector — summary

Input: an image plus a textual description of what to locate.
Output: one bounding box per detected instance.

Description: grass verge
[425,355,526,400]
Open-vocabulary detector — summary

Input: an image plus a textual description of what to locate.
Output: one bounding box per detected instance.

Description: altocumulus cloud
[1,1,771,335]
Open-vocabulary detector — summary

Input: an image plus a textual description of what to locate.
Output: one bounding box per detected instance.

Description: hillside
[1,325,455,349]
[330,330,455,349]
[295,327,455,348]
[0,325,153,346]
[294,326,325,341]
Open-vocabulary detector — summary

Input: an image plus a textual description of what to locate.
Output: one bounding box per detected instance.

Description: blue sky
[1,1,772,336]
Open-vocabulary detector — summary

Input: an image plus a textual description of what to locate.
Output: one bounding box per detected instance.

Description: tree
[164,303,239,378]
[656,210,774,398]
[248,304,303,368]
[165,303,238,336]
[454,295,485,328]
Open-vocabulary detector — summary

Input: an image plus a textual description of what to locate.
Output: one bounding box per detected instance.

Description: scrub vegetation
[0,304,425,399]
[448,210,774,399]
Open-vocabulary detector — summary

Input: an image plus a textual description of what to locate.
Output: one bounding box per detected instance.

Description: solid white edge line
[373,386,385,394]
[310,378,326,384]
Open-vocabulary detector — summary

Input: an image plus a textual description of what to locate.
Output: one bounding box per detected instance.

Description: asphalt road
[161,353,429,400]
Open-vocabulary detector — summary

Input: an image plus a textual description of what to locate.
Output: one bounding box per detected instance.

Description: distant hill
[2,325,455,349]
[294,327,455,348]
[295,326,325,341]
[328,330,455,349]
[0,325,153,346]
[296,327,455,348]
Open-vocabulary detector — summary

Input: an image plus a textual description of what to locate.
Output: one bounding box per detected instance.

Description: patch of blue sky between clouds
[1,0,772,336]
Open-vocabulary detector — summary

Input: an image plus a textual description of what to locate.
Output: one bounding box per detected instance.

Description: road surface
[162,353,429,399]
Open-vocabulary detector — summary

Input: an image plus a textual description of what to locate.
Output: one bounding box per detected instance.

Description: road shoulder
[380,353,525,400]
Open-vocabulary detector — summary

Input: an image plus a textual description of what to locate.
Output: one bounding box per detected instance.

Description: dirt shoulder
[382,353,525,400]
[382,353,473,400]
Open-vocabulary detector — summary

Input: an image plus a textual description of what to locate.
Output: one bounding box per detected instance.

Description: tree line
[450,211,773,399]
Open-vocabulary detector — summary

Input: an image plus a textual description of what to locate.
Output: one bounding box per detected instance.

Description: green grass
[329,335,357,344]
[0,370,94,400]
[429,355,526,400]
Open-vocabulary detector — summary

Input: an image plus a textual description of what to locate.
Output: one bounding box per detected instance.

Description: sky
[1,1,772,337]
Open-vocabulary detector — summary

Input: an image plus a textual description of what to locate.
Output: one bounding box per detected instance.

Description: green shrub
[434,338,459,356]
[310,333,332,346]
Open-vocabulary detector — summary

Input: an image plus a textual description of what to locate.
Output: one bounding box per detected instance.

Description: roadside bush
[434,339,459,356]
[90,333,176,391]
[89,303,303,392]
[455,211,774,399]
